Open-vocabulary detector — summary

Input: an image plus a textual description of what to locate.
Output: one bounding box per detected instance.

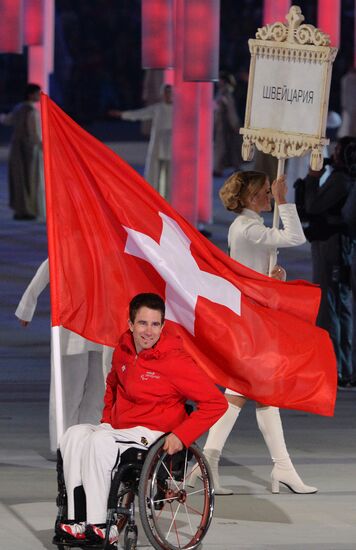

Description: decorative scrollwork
[249,43,337,63]
[310,147,324,170]
[295,24,330,46]
[241,139,254,162]
[240,130,328,168]
[256,22,287,42]
[255,6,330,47]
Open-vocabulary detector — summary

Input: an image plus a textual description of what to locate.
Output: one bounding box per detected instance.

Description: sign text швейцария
[262,85,314,104]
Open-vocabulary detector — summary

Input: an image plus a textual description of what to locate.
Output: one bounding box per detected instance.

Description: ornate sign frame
[240,5,338,170]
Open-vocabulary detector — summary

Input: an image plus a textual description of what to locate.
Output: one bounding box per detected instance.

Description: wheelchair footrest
[52,535,116,549]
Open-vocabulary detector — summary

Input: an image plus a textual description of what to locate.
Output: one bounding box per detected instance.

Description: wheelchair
[53,434,215,550]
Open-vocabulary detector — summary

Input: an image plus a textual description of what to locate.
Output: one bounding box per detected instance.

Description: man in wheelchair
[56,292,228,547]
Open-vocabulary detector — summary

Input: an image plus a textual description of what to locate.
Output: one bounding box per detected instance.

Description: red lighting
[317,0,340,47]
[142,0,174,69]
[183,0,220,81]
[197,83,213,223]
[0,0,23,53]
[28,45,44,88]
[143,0,217,224]
[24,0,43,45]
[171,0,199,223]
[171,82,199,222]
[263,0,290,25]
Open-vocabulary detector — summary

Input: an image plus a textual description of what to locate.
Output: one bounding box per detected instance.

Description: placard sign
[240,5,338,170]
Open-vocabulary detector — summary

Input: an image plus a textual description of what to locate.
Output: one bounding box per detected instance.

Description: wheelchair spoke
[166,501,182,546]
[185,487,205,496]
[182,451,189,489]
[184,501,205,516]
[183,502,194,535]
[153,495,180,504]
[160,460,180,491]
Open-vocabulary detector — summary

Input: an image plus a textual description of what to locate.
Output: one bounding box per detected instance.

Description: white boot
[203,448,233,495]
[189,403,241,494]
[256,406,317,494]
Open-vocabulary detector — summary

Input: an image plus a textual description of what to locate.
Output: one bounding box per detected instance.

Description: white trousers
[224,387,243,396]
[49,351,106,452]
[60,424,163,524]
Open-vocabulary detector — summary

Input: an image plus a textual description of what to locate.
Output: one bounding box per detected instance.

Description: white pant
[60,424,163,524]
[224,387,243,397]
[49,351,107,452]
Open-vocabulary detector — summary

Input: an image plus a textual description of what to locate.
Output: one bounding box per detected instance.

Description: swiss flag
[41,94,337,416]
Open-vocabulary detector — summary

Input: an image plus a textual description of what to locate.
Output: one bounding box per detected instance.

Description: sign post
[240,5,338,273]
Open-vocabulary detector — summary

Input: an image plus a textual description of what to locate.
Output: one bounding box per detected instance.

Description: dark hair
[129,293,165,323]
[219,171,267,213]
[336,136,356,177]
[25,83,41,100]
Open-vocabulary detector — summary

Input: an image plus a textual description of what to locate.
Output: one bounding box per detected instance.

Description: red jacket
[101,330,228,447]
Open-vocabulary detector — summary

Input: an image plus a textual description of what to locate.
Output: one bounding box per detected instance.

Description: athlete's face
[128,307,164,354]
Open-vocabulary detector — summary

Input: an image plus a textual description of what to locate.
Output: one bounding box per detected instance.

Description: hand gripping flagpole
[268,157,285,277]
[51,326,64,446]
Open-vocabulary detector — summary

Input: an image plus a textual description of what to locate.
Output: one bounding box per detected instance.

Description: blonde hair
[219,171,267,213]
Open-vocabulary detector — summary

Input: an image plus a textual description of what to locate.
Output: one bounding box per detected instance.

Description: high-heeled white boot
[256,406,317,494]
[189,403,241,495]
[203,449,233,495]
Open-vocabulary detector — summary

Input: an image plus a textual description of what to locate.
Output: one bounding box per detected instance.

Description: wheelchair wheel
[138,438,214,550]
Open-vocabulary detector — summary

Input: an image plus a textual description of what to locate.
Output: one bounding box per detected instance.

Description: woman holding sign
[196,170,317,495]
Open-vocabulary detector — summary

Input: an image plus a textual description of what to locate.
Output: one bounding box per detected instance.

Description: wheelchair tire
[138,437,214,550]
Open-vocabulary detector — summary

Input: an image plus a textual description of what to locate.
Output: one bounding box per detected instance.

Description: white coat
[228,204,306,276]
[122,102,172,191]
[15,259,113,451]
[225,203,305,396]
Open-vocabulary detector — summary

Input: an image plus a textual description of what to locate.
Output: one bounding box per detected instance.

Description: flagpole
[51,326,64,445]
[268,157,285,276]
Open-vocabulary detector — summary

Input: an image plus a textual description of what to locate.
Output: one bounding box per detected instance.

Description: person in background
[213,71,241,177]
[15,259,110,452]
[109,84,172,200]
[191,171,317,496]
[296,137,355,388]
[338,67,356,138]
[0,83,45,221]
[341,140,356,387]
[140,68,164,137]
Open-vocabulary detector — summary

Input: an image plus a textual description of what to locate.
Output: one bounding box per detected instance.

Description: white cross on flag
[41,95,337,417]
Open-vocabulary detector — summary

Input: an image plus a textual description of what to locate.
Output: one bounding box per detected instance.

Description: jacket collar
[119,329,183,360]
[240,208,264,223]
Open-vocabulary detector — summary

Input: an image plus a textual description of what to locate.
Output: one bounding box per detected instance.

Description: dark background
[0,0,354,128]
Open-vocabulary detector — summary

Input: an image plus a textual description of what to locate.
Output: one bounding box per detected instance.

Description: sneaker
[59,521,86,539]
[91,524,119,544]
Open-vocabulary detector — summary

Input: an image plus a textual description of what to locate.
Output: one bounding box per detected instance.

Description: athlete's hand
[19,319,29,327]
[163,433,184,455]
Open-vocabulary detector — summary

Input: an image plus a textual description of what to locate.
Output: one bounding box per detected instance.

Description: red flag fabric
[41,94,337,417]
